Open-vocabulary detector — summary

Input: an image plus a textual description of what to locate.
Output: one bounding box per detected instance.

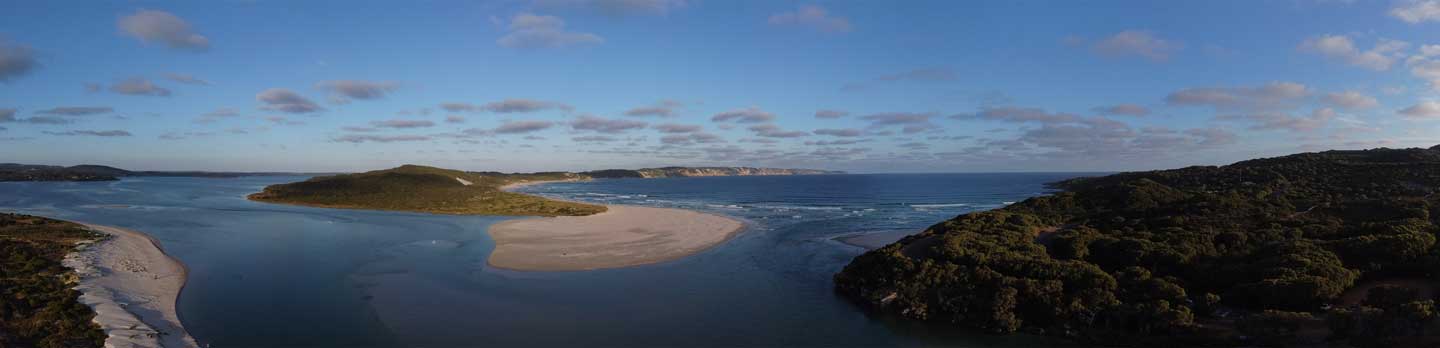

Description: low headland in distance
[0,163,330,182]
[836,145,1440,347]
[0,213,194,348]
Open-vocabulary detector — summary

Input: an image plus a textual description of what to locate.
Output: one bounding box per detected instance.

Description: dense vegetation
[249,165,608,216]
[0,213,106,348]
[835,146,1440,347]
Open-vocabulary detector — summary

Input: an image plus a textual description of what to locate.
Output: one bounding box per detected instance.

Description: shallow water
[0,173,1092,347]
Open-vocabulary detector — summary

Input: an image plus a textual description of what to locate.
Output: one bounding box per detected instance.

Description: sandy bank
[488,205,744,271]
[64,223,197,348]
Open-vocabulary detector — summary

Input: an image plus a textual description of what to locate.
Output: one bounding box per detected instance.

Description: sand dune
[64,224,197,348]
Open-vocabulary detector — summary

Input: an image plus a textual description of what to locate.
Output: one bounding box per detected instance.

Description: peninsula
[0,213,194,348]
[835,146,1440,347]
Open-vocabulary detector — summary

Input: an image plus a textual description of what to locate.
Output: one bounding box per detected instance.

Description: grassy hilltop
[836,146,1440,347]
[248,165,606,216]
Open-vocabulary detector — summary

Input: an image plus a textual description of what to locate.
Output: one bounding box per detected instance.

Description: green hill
[835,146,1440,347]
[248,165,605,216]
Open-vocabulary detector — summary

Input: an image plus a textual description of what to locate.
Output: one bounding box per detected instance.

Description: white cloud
[118,10,209,51]
[1399,101,1440,119]
[256,88,323,114]
[317,80,398,102]
[1300,35,1408,71]
[1322,91,1379,110]
[1090,30,1181,61]
[497,13,604,49]
[1391,0,1440,23]
[711,107,776,123]
[769,5,852,33]
[0,38,38,82]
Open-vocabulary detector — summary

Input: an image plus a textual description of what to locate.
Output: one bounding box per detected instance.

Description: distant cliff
[584,167,842,179]
[0,163,325,182]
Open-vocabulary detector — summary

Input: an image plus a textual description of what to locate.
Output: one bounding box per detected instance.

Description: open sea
[0,173,1094,347]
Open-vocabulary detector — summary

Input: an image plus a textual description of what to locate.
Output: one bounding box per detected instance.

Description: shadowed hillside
[247,165,606,216]
[835,146,1440,347]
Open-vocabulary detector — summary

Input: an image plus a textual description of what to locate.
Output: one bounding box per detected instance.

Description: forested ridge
[835,145,1440,347]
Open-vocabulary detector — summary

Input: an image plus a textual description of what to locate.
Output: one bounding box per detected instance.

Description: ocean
[0,173,1092,347]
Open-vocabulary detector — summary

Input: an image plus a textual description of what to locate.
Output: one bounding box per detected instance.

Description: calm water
[0,173,1092,347]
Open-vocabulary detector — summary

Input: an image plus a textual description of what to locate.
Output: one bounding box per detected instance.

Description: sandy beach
[488,180,745,271]
[64,223,197,348]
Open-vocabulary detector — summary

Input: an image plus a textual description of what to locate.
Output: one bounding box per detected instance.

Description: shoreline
[488,179,746,272]
[64,223,197,348]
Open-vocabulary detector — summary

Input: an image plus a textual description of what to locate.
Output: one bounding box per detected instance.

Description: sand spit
[64,224,197,348]
[487,205,744,271]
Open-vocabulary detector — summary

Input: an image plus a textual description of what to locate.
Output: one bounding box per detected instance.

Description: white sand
[487,205,745,271]
[64,224,197,348]
[454,177,473,186]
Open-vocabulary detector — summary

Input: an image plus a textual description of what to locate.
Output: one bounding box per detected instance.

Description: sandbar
[488,181,744,271]
[63,223,197,348]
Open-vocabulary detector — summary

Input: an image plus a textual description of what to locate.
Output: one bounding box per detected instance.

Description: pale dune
[64,223,197,348]
[489,180,744,271]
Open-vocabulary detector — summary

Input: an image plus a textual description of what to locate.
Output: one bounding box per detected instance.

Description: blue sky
[4,0,1440,172]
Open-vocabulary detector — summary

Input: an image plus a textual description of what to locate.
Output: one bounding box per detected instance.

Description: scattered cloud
[1217,108,1336,132]
[711,107,776,123]
[497,13,604,49]
[813,128,863,137]
[257,88,323,114]
[265,116,306,126]
[1092,104,1150,117]
[193,108,240,123]
[0,109,12,122]
[1391,0,1440,23]
[956,106,1080,124]
[624,100,683,117]
[37,106,113,116]
[572,135,618,142]
[371,119,435,129]
[860,112,939,134]
[163,73,209,85]
[118,10,210,51]
[1322,91,1379,110]
[660,132,724,145]
[109,77,172,96]
[445,115,466,124]
[842,67,957,91]
[317,80,398,103]
[1165,81,1309,111]
[570,115,647,133]
[535,0,690,16]
[1089,30,1182,61]
[492,120,556,134]
[748,124,809,138]
[769,5,853,33]
[1399,101,1440,119]
[0,38,38,82]
[814,109,849,119]
[1299,35,1407,71]
[482,98,573,113]
[652,123,702,133]
[332,134,431,143]
[43,130,132,137]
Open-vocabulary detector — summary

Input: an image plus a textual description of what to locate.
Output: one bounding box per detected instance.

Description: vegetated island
[247,164,831,270]
[835,145,1440,347]
[0,213,195,348]
[0,163,326,182]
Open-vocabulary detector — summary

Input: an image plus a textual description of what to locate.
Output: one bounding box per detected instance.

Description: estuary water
[0,173,1091,347]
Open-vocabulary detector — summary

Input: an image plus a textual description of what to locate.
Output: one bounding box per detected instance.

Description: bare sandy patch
[487,205,744,271]
[64,223,197,348]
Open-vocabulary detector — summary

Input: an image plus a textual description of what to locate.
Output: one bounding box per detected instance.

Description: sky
[4,0,1440,173]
